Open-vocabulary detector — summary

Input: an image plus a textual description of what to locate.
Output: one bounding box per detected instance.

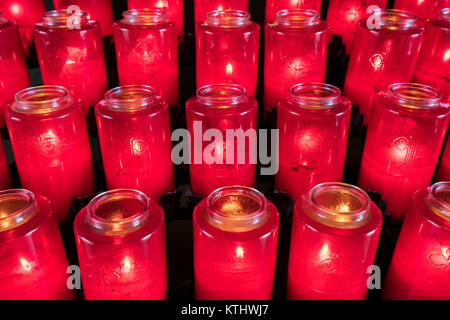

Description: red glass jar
[326,0,387,53]
[264,9,329,112]
[74,189,167,300]
[394,0,450,20]
[113,9,179,106]
[127,0,184,41]
[53,0,115,36]
[276,83,351,201]
[194,0,249,24]
[358,83,449,221]
[344,9,424,124]
[0,13,29,126]
[193,186,279,300]
[0,143,11,189]
[413,9,450,104]
[383,182,450,300]
[196,10,260,98]
[287,183,382,300]
[96,86,174,202]
[0,189,74,300]
[186,84,257,198]
[5,86,96,222]
[33,10,108,113]
[266,0,322,23]
[0,0,45,56]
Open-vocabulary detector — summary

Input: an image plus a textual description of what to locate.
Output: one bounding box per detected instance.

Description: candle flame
[217,5,224,11]
[444,49,450,63]
[226,62,233,76]
[120,256,133,274]
[236,246,244,258]
[319,243,330,261]
[156,0,167,8]
[370,53,384,71]
[9,3,22,16]
[20,258,32,274]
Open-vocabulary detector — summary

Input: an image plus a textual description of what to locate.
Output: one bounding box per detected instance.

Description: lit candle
[5,86,96,222]
[96,86,174,201]
[276,83,351,201]
[358,83,449,220]
[394,0,450,20]
[287,183,382,300]
[0,189,74,299]
[194,0,249,24]
[383,182,450,299]
[113,9,179,106]
[193,186,280,300]
[265,0,322,22]
[74,189,167,300]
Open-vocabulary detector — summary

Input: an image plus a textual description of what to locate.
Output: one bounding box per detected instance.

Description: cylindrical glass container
[193,186,280,300]
[96,86,174,202]
[186,84,257,198]
[413,9,450,104]
[326,0,387,53]
[0,143,11,189]
[264,10,329,111]
[394,0,450,20]
[0,13,29,126]
[33,10,108,113]
[113,9,179,106]
[344,9,424,124]
[276,83,352,201]
[358,83,449,221]
[5,86,95,222]
[196,10,260,98]
[0,189,74,300]
[74,189,167,300]
[287,183,382,300]
[127,0,184,40]
[194,0,249,24]
[53,0,115,36]
[265,0,322,22]
[383,182,450,300]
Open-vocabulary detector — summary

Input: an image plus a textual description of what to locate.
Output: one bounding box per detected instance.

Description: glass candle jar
[287,183,382,300]
[383,182,450,300]
[74,189,167,300]
[5,86,96,222]
[0,143,11,190]
[96,86,174,202]
[196,10,260,98]
[113,9,179,106]
[33,10,108,113]
[264,9,329,112]
[53,0,115,36]
[358,83,449,221]
[193,186,280,300]
[326,0,387,53]
[127,0,184,41]
[0,189,74,300]
[413,9,450,104]
[186,84,257,198]
[194,0,249,24]
[344,9,424,124]
[276,83,352,201]
[265,0,322,22]
[394,0,450,20]
[0,13,29,126]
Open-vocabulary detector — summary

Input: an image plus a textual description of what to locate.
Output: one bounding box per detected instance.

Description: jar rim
[196,84,247,106]
[103,85,158,112]
[206,9,251,26]
[388,83,442,109]
[429,182,450,221]
[0,189,37,232]
[276,9,320,27]
[441,8,450,21]
[12,85,73,115]
[289,83,341,109]
[42,9,88,28]
[122,8,168,25]
[367,9,418,30]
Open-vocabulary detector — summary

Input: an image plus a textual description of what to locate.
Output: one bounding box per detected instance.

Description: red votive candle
[128,0,184,41]
[0,12,29,126]
[265,0,322,22]
[0,143,11,190]
[413,9,450,104]
[196,10,260,98]
[53,0,115,36]
[276,83,351,201]
[394,0,450,20]
[96,86,174,202]
[358,83,449,221]
[5,86,96,222]
[74,189,167,300]
[0,189,74,300]
[113,9,179,106]
[186,84,257,198]
[326,0,387,53]
[264,9,329,112]
[344,9,424,124]
[287,183,382,300]
[383,182,450,300]
[33,10,108,113]
[193,186,280,300]
[194,0,249,24]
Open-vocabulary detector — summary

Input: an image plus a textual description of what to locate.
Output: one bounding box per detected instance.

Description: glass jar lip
[429,182,450,221]
[206,9,251,26]
[307,182,372,229]
[276,9,320,27]
[196,84,247,106]
[122,8,168,25]
[103,85,158,112]
[42,9,88,28]
[0,189,37,232]
[288,83,341,109]
[85,189,151,236]
[12,85,73,115]
[388,83,442,109]
[441,8,450,21]
[368,9,418,30]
